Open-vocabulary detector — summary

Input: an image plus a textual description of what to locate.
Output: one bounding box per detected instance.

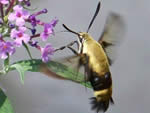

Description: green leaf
[9,59,92,88]
[0,89,14,113]
[10,64,25,84]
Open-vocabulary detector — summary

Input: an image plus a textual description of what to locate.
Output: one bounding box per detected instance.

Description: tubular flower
[0,0,58,62]
[41,44,54,63]
[40,19,58,41]
[10,27,30,47]
[8,5,30,26]
[0,41,15,59]
[0,0,8,4]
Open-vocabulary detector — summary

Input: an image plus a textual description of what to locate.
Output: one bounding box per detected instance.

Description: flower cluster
[0,0,58,63]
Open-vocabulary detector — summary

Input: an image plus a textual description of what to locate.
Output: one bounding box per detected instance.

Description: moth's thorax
[78,32,110,74]
[81,37,110,75]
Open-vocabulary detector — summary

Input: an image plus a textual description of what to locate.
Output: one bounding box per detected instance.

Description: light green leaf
[0,89,14,113]
[9,59,92,88]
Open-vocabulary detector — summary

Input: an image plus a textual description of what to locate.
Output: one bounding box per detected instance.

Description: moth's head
[78,32,90,40]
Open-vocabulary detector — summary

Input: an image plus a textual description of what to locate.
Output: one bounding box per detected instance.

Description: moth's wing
[55,55,86,82]
[57,55,81,71]
[39,56,81,81]
[98,12,126,65]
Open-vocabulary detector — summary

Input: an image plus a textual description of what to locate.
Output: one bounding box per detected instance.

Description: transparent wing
[57,55,88,84]
[98,12,126,65]
[57,55,80,70]
[55,55,86,79]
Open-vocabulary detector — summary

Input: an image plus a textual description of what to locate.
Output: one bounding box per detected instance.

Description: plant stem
[6,0,16,15]
[0,3,4,22]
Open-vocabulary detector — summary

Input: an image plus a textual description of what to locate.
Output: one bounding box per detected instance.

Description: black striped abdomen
[89,71,114,112]
[90,72,112,91]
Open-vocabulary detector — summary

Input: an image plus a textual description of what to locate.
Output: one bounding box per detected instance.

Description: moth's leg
[67,46,78,55]
[54,40,79,52]
[60,45,90,83]
[79,54,88,65]
[78,54,90,88]
[78,54,90,81]
[82,54,91,82]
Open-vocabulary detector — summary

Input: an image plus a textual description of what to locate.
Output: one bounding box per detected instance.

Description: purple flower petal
[10,27,30,47]
[50,18,58,27]
[0,0,9,4]
[19,26,27,32]
[16,18,25,26]
[22,10,30,19]
[40,32,49,41]
[10,29,17,39]
[41,44,54,63]
[8,5,30,27]
[0,41,16,59]
[22,34,30,43]
[40,19,58,41]
[13,5,23,11]
[8,13,16,21]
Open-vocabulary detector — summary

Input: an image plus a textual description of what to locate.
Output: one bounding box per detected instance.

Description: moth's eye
[79,35,83,38]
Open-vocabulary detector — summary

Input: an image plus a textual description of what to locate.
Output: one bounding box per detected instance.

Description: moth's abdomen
[90,72,112,90]
[89,71,114,112]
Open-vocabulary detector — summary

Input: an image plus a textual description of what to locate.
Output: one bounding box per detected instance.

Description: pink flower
[8,5,30,26]
[0,0,8,4]
[41,44,54,63]
[0,41,15,59]
[10,27,30,47]
[40,19,58,41]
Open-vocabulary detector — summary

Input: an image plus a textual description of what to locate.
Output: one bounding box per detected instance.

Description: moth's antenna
[86,2,101,33]
[62,24,80,36]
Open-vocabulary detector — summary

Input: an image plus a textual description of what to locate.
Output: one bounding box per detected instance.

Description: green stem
[23,42,33,59]
[4,55,9,67]
[0,3,4,22]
